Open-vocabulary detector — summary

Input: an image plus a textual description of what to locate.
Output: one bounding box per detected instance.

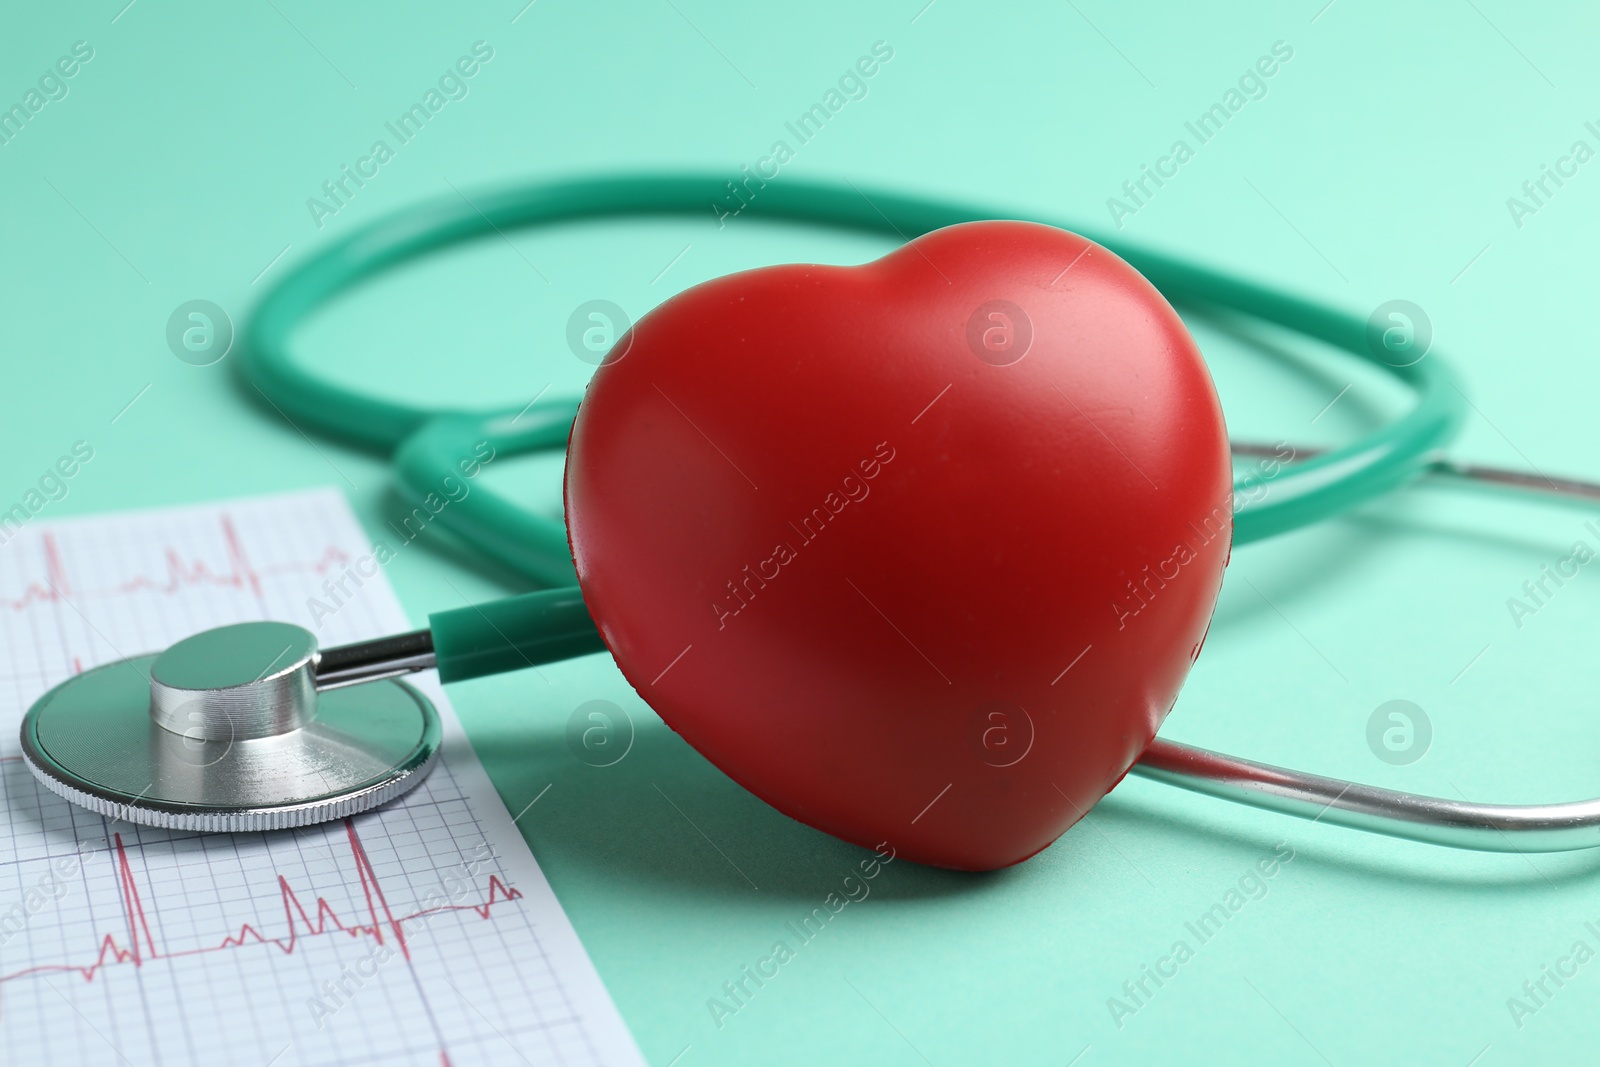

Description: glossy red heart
[564,220,1231,870]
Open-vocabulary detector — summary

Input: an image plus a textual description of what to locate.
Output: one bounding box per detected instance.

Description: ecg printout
[0,488,646,1067]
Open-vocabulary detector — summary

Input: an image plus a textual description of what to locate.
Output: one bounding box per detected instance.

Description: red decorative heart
[565,221,1231,870]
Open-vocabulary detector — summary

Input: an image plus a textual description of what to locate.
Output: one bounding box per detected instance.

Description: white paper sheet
[0,488,644,1067]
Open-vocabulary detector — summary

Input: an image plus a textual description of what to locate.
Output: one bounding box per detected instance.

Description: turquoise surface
[3,2,1599,1063]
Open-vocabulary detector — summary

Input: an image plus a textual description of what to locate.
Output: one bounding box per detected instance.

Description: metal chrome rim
[19,654,441,833]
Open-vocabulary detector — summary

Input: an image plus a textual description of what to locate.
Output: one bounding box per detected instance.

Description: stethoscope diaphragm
[19,621,440,832]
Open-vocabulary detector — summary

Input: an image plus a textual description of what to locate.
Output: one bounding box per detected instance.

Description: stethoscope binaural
[20,174,1600,861]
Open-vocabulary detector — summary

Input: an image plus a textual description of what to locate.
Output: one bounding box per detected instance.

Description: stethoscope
[20,174,1600,868]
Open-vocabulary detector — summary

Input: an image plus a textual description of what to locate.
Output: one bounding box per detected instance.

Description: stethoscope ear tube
[1135,737,1600,854]
[1134,446,1600,853]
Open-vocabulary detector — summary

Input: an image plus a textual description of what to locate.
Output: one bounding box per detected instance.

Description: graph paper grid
[0,488,645,1067]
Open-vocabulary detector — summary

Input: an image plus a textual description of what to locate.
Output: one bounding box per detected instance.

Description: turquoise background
[4,1,1600,1063]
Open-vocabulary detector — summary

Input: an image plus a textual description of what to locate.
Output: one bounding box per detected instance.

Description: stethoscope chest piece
[19,621,441,832]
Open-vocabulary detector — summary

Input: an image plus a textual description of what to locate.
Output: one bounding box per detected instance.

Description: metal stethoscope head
[19,446,1600,850]
[21,620,442,832]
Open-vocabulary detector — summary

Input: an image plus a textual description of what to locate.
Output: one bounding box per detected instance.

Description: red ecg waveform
[0,514,349,612]
[0,820,523,1017]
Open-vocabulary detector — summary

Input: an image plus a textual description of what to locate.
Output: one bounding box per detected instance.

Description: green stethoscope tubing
[239,173,1467,591]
